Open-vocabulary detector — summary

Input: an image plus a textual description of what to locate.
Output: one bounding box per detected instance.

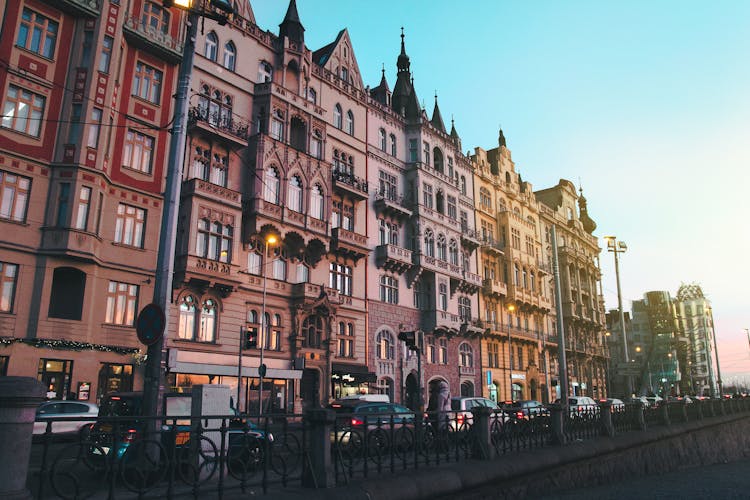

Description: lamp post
[258,234,278,416]
[603,331,612,397]
[507,303,515,401]
[604,236,631,398]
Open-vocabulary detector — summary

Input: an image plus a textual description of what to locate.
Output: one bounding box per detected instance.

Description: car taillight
[351,417,364,426]
[123,429,138,443]
[516,411,524,419]
[457,414,465,425]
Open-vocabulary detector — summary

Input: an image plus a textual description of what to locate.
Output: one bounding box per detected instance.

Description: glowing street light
[258,233,278,416]
[507,303,516,401]
[604,235,631,397]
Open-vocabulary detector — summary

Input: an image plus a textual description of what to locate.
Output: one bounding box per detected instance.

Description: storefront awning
[331,363,376,383]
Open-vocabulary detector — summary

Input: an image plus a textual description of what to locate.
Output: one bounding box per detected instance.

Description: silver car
[34,401,99,437]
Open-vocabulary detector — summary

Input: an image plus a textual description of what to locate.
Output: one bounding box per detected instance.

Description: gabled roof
[236,0,255,24]
[312,28,365,90]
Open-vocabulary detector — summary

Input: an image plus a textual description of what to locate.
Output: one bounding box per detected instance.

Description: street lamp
[604,235,631,398]
[258,234,278,416]
[507,303,515,401]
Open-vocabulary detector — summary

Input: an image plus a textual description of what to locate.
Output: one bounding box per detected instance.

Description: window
[437,234,447,261]
[511,228,521,250]
[379,171,397,200]
[294,262,308,283]
[439,283,448,311]
[68,104,82,144]
[104,281,138,326]
[0,171,30,222]
[480,188,491,210]
[248,252,261,275]
[447,157,454,178]
[458,296,471,321]
[449,239,459,265]
[513,264,520,286]
[338,322,354,358]
[142,2,169,34]
[517,346,524,369]
[378,219,398,246]
[424,230,435,257]
[439,338,448,364]
[488,343,499,368]
[329,263,352,296]
[17,8,58,59]
[287,175,303,212]
[132,62,162,104]
[309,184,324,219]
[263,167,280,203]
[433,147,444,173]
[196,219,232,262]
[210,153,227,187]
[423,142,430,165]
[114,203,145,248]
[223,41,236,70]
[422,183,433,209]
[307,87,317,104]
[178,295,217,342]
[460,176,466,195]
[86,108,102,149]
[270,109,284,141]
[332,200,353,231]
[75,186,91,230]
[379,128,386,151]
[409,139,418,162]
[99,35,113,73]
[310,129,322,159]
[426,336,436,363]
[447,196,457,220]
[333,104,342,129]
[263,313,282,351]
[2,85,45,137]
[390,134,397,156]
[197,86,233,129]
[272,255,286,281]
[123,130,154,174]
[459,343,473,368]
[0,261,18,312]
[435,190,445,214]
[48,267,85,320]
[379,275,398,304]
[377,331,394,360]
[257,61,273,83]
[289,116,306,151]
[205,31,218,61]
[302,315,323,348]
[55,183,70,227]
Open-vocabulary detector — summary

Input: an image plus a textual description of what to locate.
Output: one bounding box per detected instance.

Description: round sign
[136,303,166,346]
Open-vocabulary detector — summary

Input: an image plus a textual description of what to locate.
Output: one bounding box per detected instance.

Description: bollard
[470,406,494,460]
[0,376,46,500]
[599,401,614,437]
[660,401,671,426]
[303,408,335,488]
[548,404,566,446]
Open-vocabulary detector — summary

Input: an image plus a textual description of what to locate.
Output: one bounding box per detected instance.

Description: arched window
[289,116,306,151]
[437,234,447,261]
[264,167,279,203]
[199,298,216,342]
[389,134,397,156]
[449,239,459,265]
[458,296,471,321]
[514,264,520,285]
[223,41,236,70]
[309,184,324,219]
[302,315,323,348]
[424,229,435,257]
[461,381,474,397]
[333,104,342,129]
[378,128,386,151]
[433,147,444,174]
[459,343,474,367]
[376,330,395,360]
[205,32,218,61]
[257,61,273,83]
[307,87,317,104]
[439,283,448,311]
[345,110,354,135]
[179,295,217,343]
[178,295,196,340]
[287,175,303,212]
[460,176,466,195]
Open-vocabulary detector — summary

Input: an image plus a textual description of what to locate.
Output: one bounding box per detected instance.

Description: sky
[251,1,750,381]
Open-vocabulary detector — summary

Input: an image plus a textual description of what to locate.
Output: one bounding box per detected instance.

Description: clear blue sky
[252,1,750,379]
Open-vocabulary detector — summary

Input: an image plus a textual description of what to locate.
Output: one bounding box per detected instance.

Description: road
[541,458,750,500]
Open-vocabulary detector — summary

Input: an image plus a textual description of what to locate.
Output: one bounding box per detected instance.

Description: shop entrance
[38,359,73,400]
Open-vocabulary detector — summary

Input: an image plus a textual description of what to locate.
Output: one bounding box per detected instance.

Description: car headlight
[267,432,274,443]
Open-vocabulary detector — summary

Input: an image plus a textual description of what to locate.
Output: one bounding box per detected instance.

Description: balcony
[182,178,241,209]
[461,319,486,337]
[330,227,369,261]
[332,170,368,201]
[458,365,476,377]
[174,254,242,294]
[46,0,99,17]
[373,190,412,220]
[421,310,462,335]
[453,271,482,294]
[375,244,413,274]
[537,258,552,275]
[291,283,340,304]
[123,15,183,64]
[460,226,482,251]
[40,227,101,261]
[482,278,507,298]
[188,107,250,147]
[480,238,505,256]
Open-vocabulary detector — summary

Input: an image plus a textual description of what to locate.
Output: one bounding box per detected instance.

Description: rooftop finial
[397,27,410,73]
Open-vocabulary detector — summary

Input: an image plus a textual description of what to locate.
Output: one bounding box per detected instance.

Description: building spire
[279,0,305,45]
[431,93,447,133]
[397,27,411,74]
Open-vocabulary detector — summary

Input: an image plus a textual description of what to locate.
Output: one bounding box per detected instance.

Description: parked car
[555,396,599,417]
[34,400,99,439]
[646,395,663,407]
[328,400,415,446]
[600,398,625,410]
[627,395,651,407]
[503,400,549,420]
[448,396,501,430]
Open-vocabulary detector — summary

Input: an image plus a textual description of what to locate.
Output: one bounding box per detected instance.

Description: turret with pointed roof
[578,187,597,234]
[450,117,462,150]
[370,66,391,106]
[279,0,304,46]
[431,94,447,134]
[392,29,418,118]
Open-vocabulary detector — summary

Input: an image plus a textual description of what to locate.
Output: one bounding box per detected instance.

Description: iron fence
[564,406,601,442]
[490,410,552,455]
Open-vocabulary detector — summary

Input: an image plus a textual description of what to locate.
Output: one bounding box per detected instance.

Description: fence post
[660,401,671,426]
[470,406,493,460]
[0,376,45,500]
[696,399,704,420]
[599,401,614,437]
[679,399,688,422]
[303,408,335,488]
[548,404,565,445]
[633,401,646,430]
[719,398,727,416]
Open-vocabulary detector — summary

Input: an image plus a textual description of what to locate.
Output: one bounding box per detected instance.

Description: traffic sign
[136,303,166,346]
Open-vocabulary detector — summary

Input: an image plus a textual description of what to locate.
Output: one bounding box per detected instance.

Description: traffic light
[398,330,416,349]
[244,327,258,349]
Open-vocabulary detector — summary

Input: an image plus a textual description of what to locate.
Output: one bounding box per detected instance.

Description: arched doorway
[300,368,320,411]
[460,380,474,397]
[404,373,419,411]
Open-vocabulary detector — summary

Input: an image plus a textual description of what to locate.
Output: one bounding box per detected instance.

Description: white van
[336,394,390,403]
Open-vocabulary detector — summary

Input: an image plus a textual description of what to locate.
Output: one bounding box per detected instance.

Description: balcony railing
[375,244,413,274]
[373,190,412,219]
[481,237,505,255]
[189,107,251,145]
[123,15,183,63]
[330,227,368,261]
[47,0,99,17]
[182,177,241,207]
[482,278,508,297]
[460,226,482,249]
[332,170,368,200]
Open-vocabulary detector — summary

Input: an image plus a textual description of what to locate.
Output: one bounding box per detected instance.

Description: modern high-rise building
[675,283,717,397]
